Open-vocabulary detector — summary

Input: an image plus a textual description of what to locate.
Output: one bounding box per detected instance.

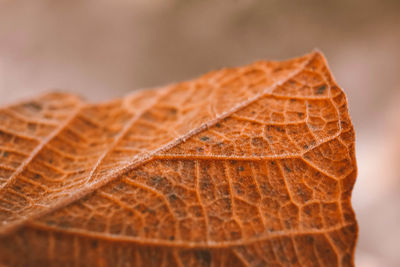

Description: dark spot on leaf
[200,136,210,141]
[316,85,327,95]
[169,108,177,115]
[23,102,42,112]
[169,236,175,240]
[169,193,177,202]
[348,224,357,234]
[251,137,263,146]
[195,250,211,266]
[342,254,351,265]
[91,240,98,248]
[260,183,268,191]
[151,176,163,186]
[60,221,70,229]
[194,208,202,217]
[142,111,153,120]
[2,151,8,158]
[238,166,244,172]
[231,231,241,239]
[234,184,243,194]
[297,189,308,202]
[284,164,292,173]
[304,208,311,215]
[112,183,124,192]
[135,204,150,214]
[306,236,314,244]
[215,123,221,128]
[201,182,211,190]
[27,123,36,131]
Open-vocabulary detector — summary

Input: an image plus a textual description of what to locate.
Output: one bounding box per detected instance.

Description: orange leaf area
[0,51,357,266]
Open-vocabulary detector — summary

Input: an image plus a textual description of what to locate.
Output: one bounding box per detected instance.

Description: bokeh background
[0,0,399,265]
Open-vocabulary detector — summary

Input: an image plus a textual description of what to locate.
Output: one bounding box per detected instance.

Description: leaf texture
[0,51,357,267]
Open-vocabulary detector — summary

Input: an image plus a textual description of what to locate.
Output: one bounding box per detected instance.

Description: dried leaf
[0,51,357,266]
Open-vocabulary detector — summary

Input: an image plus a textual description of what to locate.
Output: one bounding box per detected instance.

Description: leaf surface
[0,51,357,266]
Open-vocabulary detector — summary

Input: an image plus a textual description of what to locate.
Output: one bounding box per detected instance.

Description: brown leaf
[0,51,357,266]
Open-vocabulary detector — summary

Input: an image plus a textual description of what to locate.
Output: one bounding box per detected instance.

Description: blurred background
[0,0,399,265]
